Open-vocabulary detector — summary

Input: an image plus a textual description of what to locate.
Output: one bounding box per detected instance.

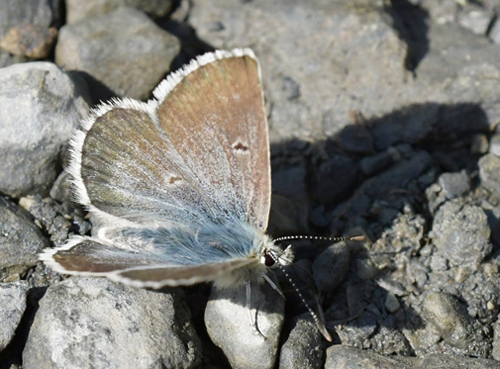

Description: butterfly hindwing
[41,236,257,289]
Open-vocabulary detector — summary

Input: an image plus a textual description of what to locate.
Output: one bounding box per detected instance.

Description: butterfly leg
[246,280,266,340]
[261,273,285,299]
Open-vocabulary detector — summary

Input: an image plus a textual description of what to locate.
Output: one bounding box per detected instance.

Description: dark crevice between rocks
[0,286,47,369]
[180,284,232,368]
[384,0,429,73]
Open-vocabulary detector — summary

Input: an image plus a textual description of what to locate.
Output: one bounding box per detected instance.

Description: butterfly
[39,48,342,341]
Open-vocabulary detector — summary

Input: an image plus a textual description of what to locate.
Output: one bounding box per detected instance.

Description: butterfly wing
[154,49,271,230]
[71,48,270,230]
[40,236,257,289]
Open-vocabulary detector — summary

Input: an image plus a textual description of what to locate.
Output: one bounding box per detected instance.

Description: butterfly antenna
[275,234,365,243]
[267,251,333,342]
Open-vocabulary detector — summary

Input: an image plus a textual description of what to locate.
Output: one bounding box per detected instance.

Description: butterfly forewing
[155,50,271,230]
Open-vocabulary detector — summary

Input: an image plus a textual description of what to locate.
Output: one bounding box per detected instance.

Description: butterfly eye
[262,253,275,267]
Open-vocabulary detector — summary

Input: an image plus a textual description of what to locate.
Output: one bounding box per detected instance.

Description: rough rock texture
[23,277,202,369]
[0,62,89,197]
[55,6,180,100]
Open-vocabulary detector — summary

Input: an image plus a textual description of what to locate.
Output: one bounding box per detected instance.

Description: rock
[489,134,500,156]
[437,171,471,199]
[0,62,90,197]
[457,5,493,36]
[360,148,400,176]
[0,197,49,281]
[313,242,350,292]
[0,23,58,59]
[189,0,409,142]
[278,314,324,369]
[0,0,56,41]
[23,277,202,369]
[326,345,499,368]
[479,153,500,198]
[65,0,174,24]
[55,6,180,100]
[0,281,29,351]
[422,292,485,355]
[432,201,491,269]
[205,277,284,369]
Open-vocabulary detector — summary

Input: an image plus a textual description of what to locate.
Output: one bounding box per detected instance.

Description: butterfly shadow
[268,101,494,351]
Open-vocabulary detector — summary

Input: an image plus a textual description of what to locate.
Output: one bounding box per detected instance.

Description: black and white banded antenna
[275,234,365,243]
[271,234,365,341]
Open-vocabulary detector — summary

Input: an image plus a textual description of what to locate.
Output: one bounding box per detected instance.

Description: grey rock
[336,123,374,155]
[189,0,500,146]
[55,6,180,100]
[471,134,489,155]
[0,62,90,197]
[0,23,58,59]
[23,277,202,369]
[479,153,500,198]
[205,277,284,369]
[360,148,399,176]
[65,0,174,24]
[0,281,29,351]
[432,201,491,269]
[489,134,500,157]
[384,292,400,313]
[49,171,73,203]
[189,0,409,142]
[489,18,500,44]
[278,314,324,369]
[415,354,500,368]
[422,292,485,355]
[363,151,433,202]
[0,48,28,68]
[21,195,90,245]
[0,197,49,280]
[438,171,471,199]
[313,242,350,292]
[326,345,499,368]
[369,104,439,151]
[417,0,459,24]
[0,0,55,41]
[325,345,411,368]
[314,155,360,205]
[457,5,493,36]
[492,319,500,360]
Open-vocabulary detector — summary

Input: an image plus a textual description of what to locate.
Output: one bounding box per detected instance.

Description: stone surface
[313,242,350,292]
[65,0,174,24]
[0,281,29,351]
[0,23,57,59]
[326,345,500,368]
[0,0,56,41]
[422,292,486,355]
[437,171,471,199]
[205,277,284,369]
[23,277,202,369]
[278,314,324,369]
[0,62,90,197]
[0,197,49,281]
[479,153,500,198]
[55,6,180,100]
[432,201,491,269]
